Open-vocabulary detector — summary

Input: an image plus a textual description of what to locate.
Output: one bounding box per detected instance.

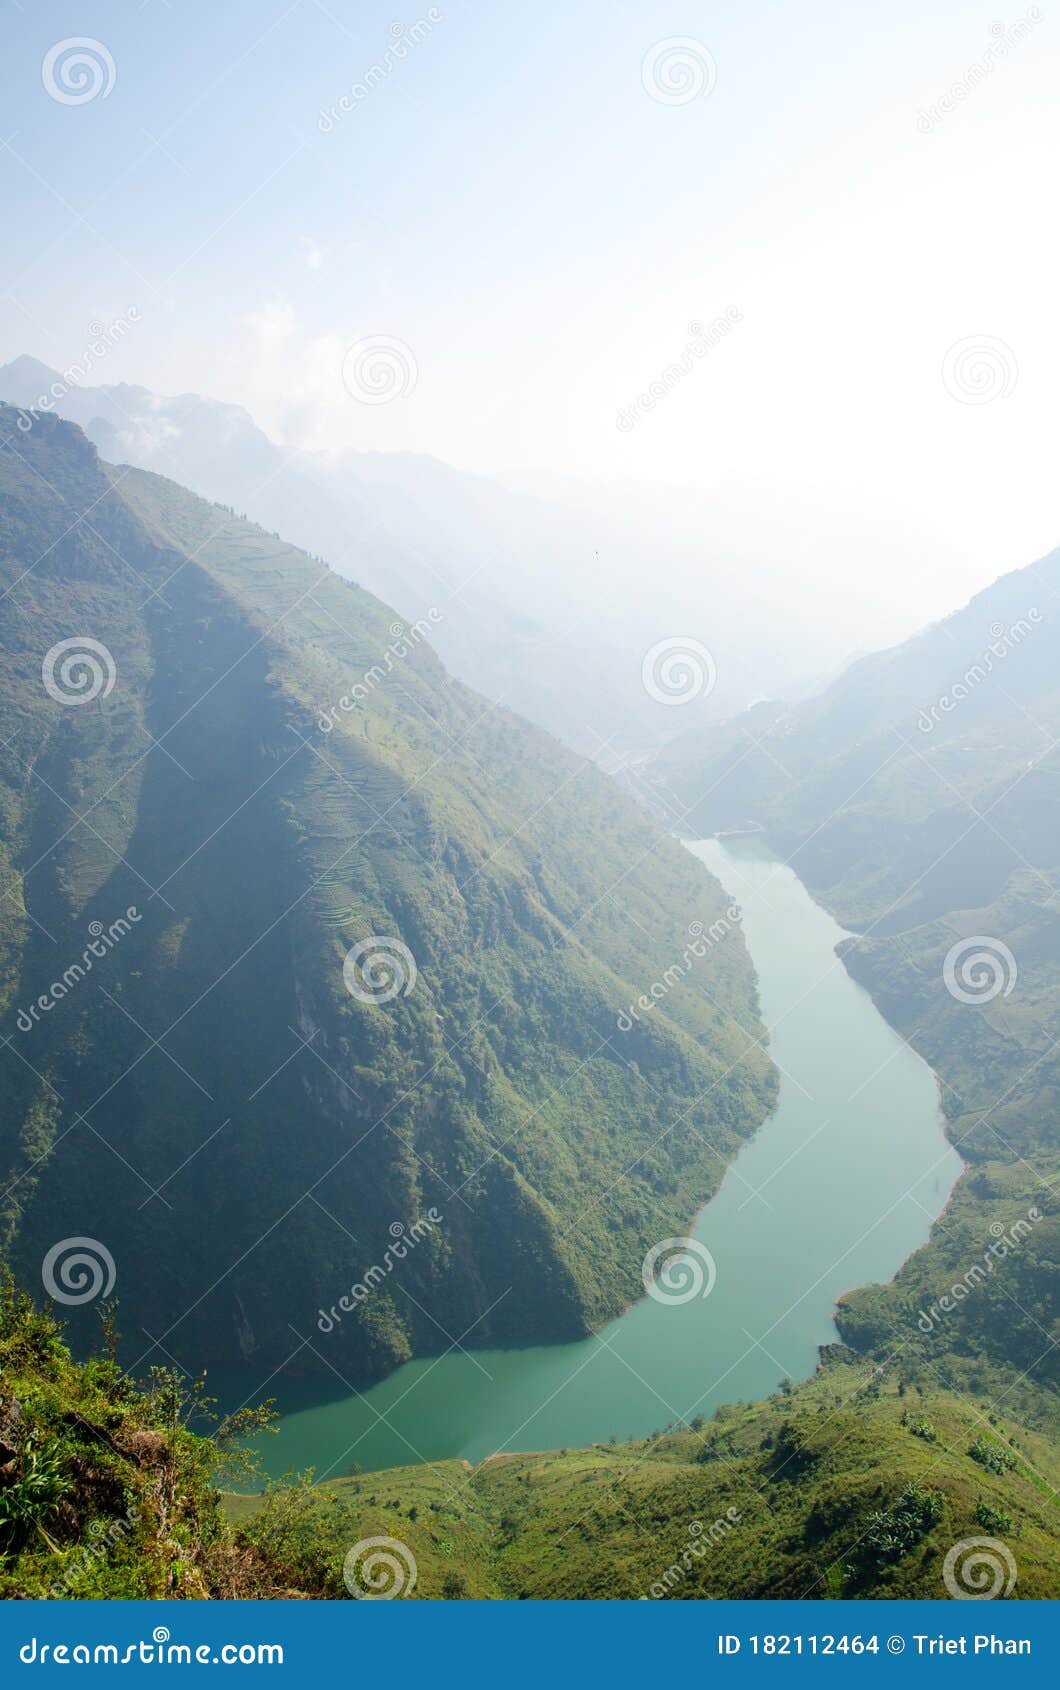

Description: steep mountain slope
[0,357,836,758]
[0,404,775,1383]
[651,549,1060,1413]
[651,548,1058,919]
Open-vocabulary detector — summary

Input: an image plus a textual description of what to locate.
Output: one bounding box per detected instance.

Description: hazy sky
[2,0,1058,641]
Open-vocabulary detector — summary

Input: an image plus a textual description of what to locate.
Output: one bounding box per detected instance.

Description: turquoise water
[240,837,961,1480]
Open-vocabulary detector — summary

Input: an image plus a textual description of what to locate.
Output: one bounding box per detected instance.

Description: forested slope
[0,406,775,1383]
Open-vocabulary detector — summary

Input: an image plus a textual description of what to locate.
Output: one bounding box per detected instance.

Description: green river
[242,837,961,1480]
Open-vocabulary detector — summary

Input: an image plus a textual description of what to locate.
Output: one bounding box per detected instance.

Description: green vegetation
[227,1356,1058,1598]
[969,1438,1019,1476]
[835,1161,1059,1430]
[905,1417,938,1442]
[652,552,1060,1438]
[847,1485,943,1586]
[976,1501,1015,1534]
[0,406,774,1383]
[3,1279,1055,1600]
[2,410,1056,1600]
[0,1275,287,1598]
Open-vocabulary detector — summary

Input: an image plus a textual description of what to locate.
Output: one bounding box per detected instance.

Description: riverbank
[230,838,961,1482]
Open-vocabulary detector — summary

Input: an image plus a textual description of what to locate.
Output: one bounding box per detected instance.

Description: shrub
[850,1484,943,1581]
[975,1501,1014,1535]
[907,1419,937,1443]
[968,1439,1018,1476]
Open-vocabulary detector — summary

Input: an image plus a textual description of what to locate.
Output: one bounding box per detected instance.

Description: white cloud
[299,236,327,272]
[223,297,352,452]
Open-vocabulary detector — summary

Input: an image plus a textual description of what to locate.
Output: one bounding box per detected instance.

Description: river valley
[240,837,962,1481]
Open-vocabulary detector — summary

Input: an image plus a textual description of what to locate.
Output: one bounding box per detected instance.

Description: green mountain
[650,547,1059,930]
[651,548,1060,1422]
[0,405,775,1383]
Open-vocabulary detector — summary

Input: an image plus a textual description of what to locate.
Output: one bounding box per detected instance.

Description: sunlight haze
[2,1,1058,663]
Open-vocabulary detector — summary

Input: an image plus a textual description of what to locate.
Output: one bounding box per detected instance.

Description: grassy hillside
[834,1158,1060,1431]
[0,405,775,1384]
[7,1281,1054,1601]
[229,1352,1059,1599]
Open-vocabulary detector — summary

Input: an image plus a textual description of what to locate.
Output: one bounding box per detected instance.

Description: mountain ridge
[0,355,851,759]
[0,402,776,1384]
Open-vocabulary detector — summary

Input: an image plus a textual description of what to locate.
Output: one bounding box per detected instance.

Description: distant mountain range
[651,548,1060,1413]
[652,544,1060,917]
[0,355,844,761]
[0,402,775,1379]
